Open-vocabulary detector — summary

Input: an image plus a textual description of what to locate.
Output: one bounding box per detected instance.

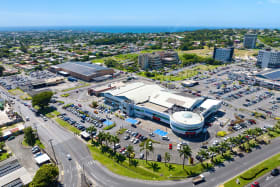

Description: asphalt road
[2,87,280,187]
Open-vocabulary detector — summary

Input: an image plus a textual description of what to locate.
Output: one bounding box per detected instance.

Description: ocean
[0,26,222,33]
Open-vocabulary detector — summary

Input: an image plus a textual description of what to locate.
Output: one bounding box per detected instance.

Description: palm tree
[97,131,105,145]
[87,126,97,142]
[140,139,154,163]
[255,127,263,137]
[164,152,171,166]
[219,141,229,156]
[127,145,134,165]
[197,149,207,164]
[208,146,218,162]
[178,145,192,169]
[244,129,254,142]
[104,132,111,146]
[110,135,120,153]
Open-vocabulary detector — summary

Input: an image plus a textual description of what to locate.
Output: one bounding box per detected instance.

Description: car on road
[271,168,280,176]
[140,153,144,159]
[67,154,72,160]
[162,136,169,141]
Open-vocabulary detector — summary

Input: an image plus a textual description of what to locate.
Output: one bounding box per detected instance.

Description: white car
[67,154,72,160]
[177,144,181,150]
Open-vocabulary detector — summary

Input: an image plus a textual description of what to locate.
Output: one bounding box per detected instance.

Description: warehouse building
[50,62,114,82]
[103,82,221,136]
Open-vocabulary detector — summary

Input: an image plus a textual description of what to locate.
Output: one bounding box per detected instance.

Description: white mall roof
[106,82,163,104]
[200,99,222,110]
[149,90,203,109]
[172,111,203,126]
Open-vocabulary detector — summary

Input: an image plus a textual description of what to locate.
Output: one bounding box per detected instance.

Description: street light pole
[48,139,58,165]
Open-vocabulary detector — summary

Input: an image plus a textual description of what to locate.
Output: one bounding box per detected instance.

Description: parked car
[157,154,162,162]
[169,144,172,149]
[140,153,144,159]
[7,136,15,141]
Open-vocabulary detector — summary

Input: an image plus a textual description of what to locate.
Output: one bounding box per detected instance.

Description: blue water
[0,26,219,33]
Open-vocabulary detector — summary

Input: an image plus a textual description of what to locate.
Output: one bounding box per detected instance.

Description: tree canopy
[0,65,5,77]
[24,127,36,146]
[31,164,59,187]
[32,91,53,109]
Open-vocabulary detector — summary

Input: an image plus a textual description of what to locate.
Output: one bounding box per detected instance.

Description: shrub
[217,131,227,137]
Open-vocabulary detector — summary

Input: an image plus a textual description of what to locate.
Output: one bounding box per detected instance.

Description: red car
[169,144,172,149]
[251,181,259,187]
[78,104,82,107]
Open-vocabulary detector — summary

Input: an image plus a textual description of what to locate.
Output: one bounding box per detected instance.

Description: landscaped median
[87,144,212,181]
[54,118,81,134]
[223,153,280,187]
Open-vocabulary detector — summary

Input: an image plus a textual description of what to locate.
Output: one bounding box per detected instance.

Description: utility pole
[48,139,58,165]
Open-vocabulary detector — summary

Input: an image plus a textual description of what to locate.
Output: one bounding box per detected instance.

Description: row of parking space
[223,87,261,101]
[242,91,274,107]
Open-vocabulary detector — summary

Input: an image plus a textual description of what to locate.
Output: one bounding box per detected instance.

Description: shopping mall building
[103,82,221,136]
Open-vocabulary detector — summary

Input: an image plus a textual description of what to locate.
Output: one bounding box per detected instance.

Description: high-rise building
[213,47,234,63]
[138,50,179,70]
[257,50,280,68]
[244,34,257,49]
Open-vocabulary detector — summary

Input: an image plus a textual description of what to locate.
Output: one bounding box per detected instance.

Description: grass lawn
[0,152,11,161]
[177,47,258,58]
[45,110,61,118]
[92,53,138,64]
[55,118,81,134]
[19,93,32,100]
[87,144,212,180]
[60,93,70,97]
[103,123,116,130]
[116,128,127,135]
[62,82,90,92]
[22,139,45,149]
[224,153,280,187]
[8,88,24,96]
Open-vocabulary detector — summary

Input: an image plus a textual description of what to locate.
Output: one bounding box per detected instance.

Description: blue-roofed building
[256,69,280,81]
[49,62,114,81]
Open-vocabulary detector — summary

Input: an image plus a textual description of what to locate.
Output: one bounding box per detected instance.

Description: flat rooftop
[138,102,168,113]
[55,62,111,76]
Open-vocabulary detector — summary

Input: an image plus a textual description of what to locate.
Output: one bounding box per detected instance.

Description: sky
[0,0,280,28]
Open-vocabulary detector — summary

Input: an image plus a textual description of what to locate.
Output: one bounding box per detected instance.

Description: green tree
[208,146,218,162]
[32,91,53,109]
[197,149,208,164]
[86,126,97,142]
[91,101,98,108]
[0,65,5,77]
[219,141,229,156]
[31,164,59,187]
[0,142,5,150]
[24,127,36,146]
[110,135,119,153]
[126,145,134,165]
[178,145,192,169]
[140,139,154,163]
[164,152,171,166]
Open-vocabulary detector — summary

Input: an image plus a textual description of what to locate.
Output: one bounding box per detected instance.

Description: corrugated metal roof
[56,62,110,76]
